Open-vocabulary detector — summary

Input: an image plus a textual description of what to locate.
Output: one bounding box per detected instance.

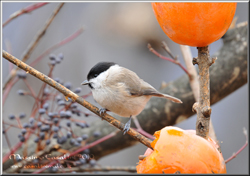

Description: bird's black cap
[87,62,116,80]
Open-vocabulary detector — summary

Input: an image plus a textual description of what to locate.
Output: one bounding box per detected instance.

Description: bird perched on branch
[82,62,182,134]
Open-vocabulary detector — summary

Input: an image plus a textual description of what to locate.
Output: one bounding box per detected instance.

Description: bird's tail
[153,93,182,103]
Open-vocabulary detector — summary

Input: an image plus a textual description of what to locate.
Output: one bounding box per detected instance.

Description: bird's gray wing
[115,67,158,97]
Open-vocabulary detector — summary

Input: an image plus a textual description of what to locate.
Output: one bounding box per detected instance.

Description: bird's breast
[91,87,151,117]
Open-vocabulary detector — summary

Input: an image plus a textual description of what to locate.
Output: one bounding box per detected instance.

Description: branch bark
[2,22,247,171]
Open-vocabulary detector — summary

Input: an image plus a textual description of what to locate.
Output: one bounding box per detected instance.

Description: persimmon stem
[193,46,216,139]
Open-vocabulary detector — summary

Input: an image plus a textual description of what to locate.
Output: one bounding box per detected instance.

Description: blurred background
[2,2,248,174]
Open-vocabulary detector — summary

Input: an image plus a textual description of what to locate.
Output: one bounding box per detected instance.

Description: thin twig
[4,39,13,72]
[161,41,176,59]
[3,3,64,91]
[2,123,15,164]
[21,166,137,173]
[225,127,248,163]
[30,27,84,67]
[2,50,153,150]
[132,116,155,140]
[2,78,19,105]
[3,2,49,27]
[179,45,199,100]
[2,132,32,163]
[148,43,190,75]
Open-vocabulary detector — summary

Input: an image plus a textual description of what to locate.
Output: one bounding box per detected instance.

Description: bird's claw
[99,108,107,120]
[123,116,132,135]
[99,108,107,115]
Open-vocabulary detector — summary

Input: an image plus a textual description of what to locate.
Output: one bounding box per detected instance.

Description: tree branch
[19,166,137,173]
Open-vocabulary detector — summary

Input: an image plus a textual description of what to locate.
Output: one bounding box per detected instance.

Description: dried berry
[50,60,56,66]
[17,70,27,79]
[65,111,72,118]
[43,103,49,110]
[19,112,26,119]
[55,57,61,64]
[17,89,25,96]
[66,121,71,127]
[93,131,101,138]
[23,123,30,128]
[48,112,53,118]
[70,139,76,145]
[81,134,89,140]
[53,118,59,124]
[75,122,86,128]
[29,117,35,124]
[52,126,59,132]
[58,100,66,106]
[53,133,58,139]
[76,137,82,143]
[58,53,64,60]
[74,87,82,94]
[57,136,67,144]
[38,108,46,115]
[49,166,58,173]
[64,82,72,89]
[34,137,39,143]
[40,125,50,132]
[79,158,87,164]
[74,141,81,147]
[54,77,61,83]
[18,133,23,138]
[39,132,45,140]
[49,54,56,60]
[43,88,50,96]
[8,114,15,120]
[37,121,43,128]
[82,149,90,154]
[70,103,77,109]
[46,139,51,145]
[16,156,22,162]
[19,136,25,142]
[21,128,27,135]
[67,131,72,138]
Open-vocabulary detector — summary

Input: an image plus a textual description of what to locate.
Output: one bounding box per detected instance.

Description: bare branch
[225,127,248,163]
[30,27,84,67]
[147,43,190,75]
[20,166,137,173]
[3,3,64,91]
[3,2,49,27]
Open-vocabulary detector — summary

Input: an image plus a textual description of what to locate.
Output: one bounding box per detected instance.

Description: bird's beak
[81,80,89,85]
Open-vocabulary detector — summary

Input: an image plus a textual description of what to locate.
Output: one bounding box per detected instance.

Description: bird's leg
[99,108,109,120]
[123,115,132,135]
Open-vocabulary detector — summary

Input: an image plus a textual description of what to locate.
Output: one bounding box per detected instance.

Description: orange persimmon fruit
[151,3,237,47]
[136,126,226,174]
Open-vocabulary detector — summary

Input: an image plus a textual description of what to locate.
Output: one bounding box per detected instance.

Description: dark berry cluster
[4,53,100,171]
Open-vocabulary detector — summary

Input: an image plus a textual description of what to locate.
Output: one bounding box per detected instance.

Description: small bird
[81,62,182,134]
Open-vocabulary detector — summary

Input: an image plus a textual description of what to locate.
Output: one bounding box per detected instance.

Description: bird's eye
[94,74,98,77]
